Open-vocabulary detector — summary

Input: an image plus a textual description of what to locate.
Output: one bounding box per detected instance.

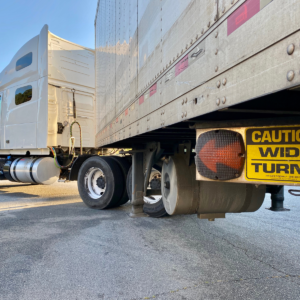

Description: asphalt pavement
[0,181,299,300]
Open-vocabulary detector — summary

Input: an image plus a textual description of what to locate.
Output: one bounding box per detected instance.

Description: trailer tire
[143,199,168,218]
[126,165,167,217]
[126,166,133,201]
[77,156,124,209]
[144,168,167,218]
[109,156,131,205]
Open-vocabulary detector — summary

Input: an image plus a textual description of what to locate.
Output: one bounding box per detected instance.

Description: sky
[0,0,98,71]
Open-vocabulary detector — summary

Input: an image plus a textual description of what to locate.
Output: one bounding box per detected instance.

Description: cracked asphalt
[0,182,300,300]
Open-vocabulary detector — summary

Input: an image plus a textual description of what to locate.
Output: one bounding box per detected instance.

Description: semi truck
[1,0,300,219]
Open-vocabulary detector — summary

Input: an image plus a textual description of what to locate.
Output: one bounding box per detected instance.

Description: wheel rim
[149,172,162,190]
[145,170,162,204]
[144,195,162,204]
[84,167,106,199]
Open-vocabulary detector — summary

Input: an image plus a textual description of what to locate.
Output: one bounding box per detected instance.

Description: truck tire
[126,165,167,217]
[144,169,167,217]
[109,156,131,205]
[126,166,132,201]
[0,158,5,169]
[143,198,168,218]
[77,156,124,209]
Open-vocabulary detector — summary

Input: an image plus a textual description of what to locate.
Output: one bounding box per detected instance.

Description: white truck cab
[0,25,95,156]
[0,25,96,185]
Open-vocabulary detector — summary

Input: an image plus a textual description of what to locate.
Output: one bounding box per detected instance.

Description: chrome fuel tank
[10,157,60,185]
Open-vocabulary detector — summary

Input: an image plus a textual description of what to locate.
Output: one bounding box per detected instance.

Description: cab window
[15,86,32,105]
[16,52,32,71]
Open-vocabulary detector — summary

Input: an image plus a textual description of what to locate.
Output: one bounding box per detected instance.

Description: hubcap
[164,181,170,189]
[163,173,170,198]
[96,176,106,189]
[84,167,106,199]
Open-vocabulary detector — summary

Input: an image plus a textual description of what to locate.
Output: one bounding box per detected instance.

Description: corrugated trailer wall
[95,0,116,135]
[95,0,300,148]
[95,0,138,134]
[95,0,218,141]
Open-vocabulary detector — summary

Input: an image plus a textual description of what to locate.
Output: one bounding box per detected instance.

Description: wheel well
[69,155,96,181]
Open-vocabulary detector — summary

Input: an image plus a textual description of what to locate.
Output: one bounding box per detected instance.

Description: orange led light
[195,130,245,180]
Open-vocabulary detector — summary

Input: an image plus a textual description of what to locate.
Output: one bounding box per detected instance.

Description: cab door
[4,82,38,149]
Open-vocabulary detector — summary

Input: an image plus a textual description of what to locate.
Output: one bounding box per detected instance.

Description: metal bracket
[119,149,147,155]
[71,88,76,119]
[197,213,226,221]
[177,142,192,166]
[190,117,300,129]
[57,122,64,134]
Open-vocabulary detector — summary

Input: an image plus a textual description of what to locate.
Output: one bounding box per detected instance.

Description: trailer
[1,0,300,220]
[92,0,300,218]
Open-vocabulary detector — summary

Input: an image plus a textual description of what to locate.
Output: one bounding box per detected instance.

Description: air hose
[49,88,83,168]
[49,118,83,169]
[288,189,300,196]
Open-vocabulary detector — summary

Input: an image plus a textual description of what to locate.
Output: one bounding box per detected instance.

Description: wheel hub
[96,176,106,189]
[84,167,106,199]
[150,178,161,190]
[163,173,170,198]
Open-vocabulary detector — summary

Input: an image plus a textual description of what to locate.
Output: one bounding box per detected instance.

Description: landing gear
[130,152,147,217]
[266,185,290,212]
[125,151,167,218]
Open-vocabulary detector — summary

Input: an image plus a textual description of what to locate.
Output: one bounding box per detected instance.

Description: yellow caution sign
[246,126,300,183]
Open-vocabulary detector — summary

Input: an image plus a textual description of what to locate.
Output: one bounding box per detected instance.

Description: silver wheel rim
[144,170,162,204]
[84,167,106,199]
[144,195,162,204]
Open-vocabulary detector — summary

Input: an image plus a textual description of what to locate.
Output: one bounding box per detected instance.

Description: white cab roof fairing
[0,25,49,91]
[48,32,95,91]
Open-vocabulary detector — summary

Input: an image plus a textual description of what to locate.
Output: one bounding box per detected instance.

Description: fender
[69,155,97,181]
